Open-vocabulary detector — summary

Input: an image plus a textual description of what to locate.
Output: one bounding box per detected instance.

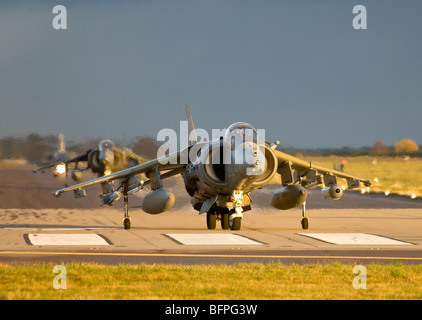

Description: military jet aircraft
[35,139,147,188]
[52,109,371,230]
[33,134,75,176]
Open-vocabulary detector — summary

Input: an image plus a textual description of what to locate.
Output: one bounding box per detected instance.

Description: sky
[0,0,421,149]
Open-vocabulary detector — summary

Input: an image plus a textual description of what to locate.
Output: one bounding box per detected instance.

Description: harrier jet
[53,108,371,230]
[35,139,147,185]
[33,133,75,176]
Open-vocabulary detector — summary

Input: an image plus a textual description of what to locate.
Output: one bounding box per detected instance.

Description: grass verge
[270,155,422,198]
[1,262,422,300]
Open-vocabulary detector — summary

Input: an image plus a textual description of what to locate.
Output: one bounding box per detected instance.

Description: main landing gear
[207,203,309,231]
[206,207,242,231]
[206,191,244,231]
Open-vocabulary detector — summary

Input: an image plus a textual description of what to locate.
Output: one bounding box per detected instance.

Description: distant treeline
[280,139,422,157]
[281,147,422,158]
[0,134,420,162]
[280,146,374,157]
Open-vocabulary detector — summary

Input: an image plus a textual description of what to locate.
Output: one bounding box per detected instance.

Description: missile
[322,185,343,200]
[99,192,121,206]
[73,188,86,198]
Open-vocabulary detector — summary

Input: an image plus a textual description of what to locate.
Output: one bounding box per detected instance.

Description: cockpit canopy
[99,139,114,151]
[224,122,259,148]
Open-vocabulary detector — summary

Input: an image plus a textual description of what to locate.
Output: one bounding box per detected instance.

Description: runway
[1,164,422,265]
[1,205,422,265]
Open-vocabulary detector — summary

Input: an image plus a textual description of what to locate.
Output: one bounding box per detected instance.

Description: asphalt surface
[1,163,422,265]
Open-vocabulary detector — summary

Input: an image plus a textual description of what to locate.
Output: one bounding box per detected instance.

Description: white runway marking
[299,233,413,245]
[165,233,263,245]
[27,234,110,246]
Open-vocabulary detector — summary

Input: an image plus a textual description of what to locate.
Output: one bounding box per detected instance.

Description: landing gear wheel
[301,217,309,230]
[206,210,216,230]
[300,201,309,230]
[229,217,241,231]
[123,217,131,230]
[221,213,229,230]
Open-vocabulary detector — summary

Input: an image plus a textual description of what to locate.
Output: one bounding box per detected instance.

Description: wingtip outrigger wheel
[300,201,309,230]
[122,180,131,229]
[123,217,131,230]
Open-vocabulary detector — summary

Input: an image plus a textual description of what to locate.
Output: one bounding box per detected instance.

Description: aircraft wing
[273,149,371,188]
[64,149,94,164]
[33,149,93,173]
[33,160,63,173]
[52,147,189,197]
[124,150,148,166]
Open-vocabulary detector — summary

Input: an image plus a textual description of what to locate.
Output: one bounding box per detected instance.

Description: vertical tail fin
[58,133,66,153]
[185,104,198,144]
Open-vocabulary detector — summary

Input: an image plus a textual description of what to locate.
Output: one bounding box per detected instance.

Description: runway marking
[26,234,110,246]
[299,233,413,245]
[165,233,262,245]
[1,251,422,262]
